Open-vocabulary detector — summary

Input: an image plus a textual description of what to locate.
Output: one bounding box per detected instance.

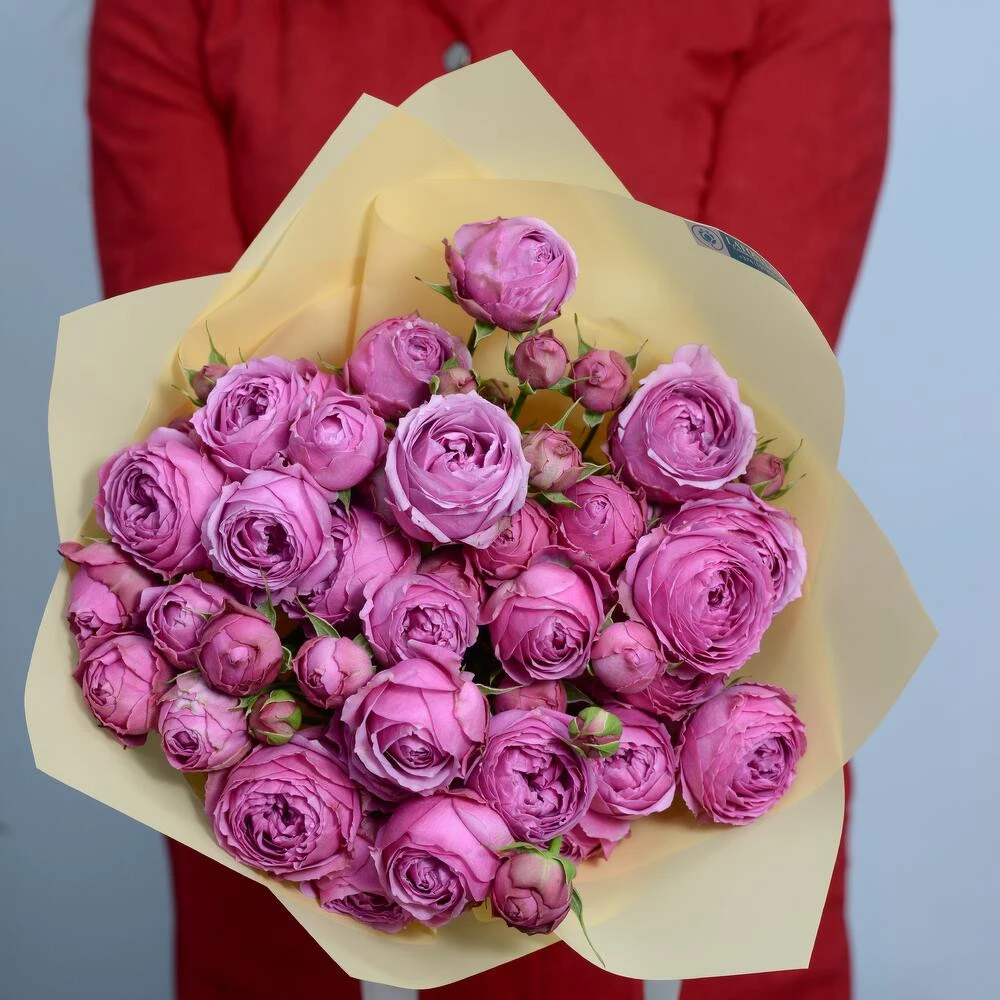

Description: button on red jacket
[89,2,888,998]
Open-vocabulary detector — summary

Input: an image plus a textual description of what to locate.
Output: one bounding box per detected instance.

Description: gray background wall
[1,3,995,999]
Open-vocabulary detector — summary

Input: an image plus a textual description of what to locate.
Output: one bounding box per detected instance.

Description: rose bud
[445,216,578,333]
[58,541,157,646]
[513,330,569,390]
[419,547,485,605]
[590,621,664,694]
[679,682,806,825]
[478,377,514,410]
[556,475,646,572]
[293,635,374,710]
[491,852,572,935]
[248,690,303,746]
[198,602,283,697]
[157,671,252,771]
[73,633,172,747]
[742,451,785,497]
[141,575,230,670]
[521,427,584,493]
[190,362,229,404]
[569,706,623,757]
[493,679,568,714]
[470,499,556,584]
[438,365,477,395]
[570,349,631,413]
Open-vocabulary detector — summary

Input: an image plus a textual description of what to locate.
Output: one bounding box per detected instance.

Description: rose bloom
[665,484,806,613]
[561,808,631,863]
[293,635,374,710]
[470,499,556,584]
[621,664,727,724]
[493,679,568,714]
[608,344,756,502]
[374,790,512,927]
[287,385,386,495]
[418,547,485,605]
[521,426,583,493]
[482,548,605,683]
[141,575,229,669]
[438,365,477,395]
[620,523,776,676]
[679,682,806,825]
[361,572,478,668]
[341,658,488,800]
[590,620,664,694]
[743,451,785,497]
[308,851,410,934]
[556,475,646,573]
[293,506,418,626]
[203,467,332,596]
[491,852,571,936]
[592,707,677,818]
[513,330,569,390]
[59,540,156,645]
[445,216,578,333]
[467,708,597,844]
[198,601,283,697]
[386,393,529,547]
[74,633,172,747]
[570,348,632,413]
[95,427,224,576]
[191,355,315,477]
[345,313,471,420]
[206,737,362,881]
[157,671,251,771]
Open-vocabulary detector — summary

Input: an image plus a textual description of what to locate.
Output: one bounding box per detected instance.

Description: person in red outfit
[88,3,888,998]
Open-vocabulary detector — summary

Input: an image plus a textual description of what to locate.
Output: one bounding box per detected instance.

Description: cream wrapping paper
[25,54,935,987]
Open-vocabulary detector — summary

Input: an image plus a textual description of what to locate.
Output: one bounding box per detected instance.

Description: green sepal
[503,338,518,379]
[472,319,497,348]
[601,607,617,630]
[764,474,805,502]
[577,462,608,482]
[623,341,647,371]
[428,375,441,394]
[255,578,277,628]
[540,491,580,508]
[498,841,545,854]
[238,693,262,712]
[338,489,352,513]
[570,889,606,967]
[205,327,227,366]
[477,683,521,696]
[551,399,581,431]
[550,375,580,394]
[754,435,777,455]
[352,633,374,655]
[281,647,294,673]
[574,314,594,356]
[782,439,804,472]
[562,682,594,706]
[749,479,777,498]
[417,278,457,303]
[581,409,604,428]
[297,602,341,639]
[170,384,202,407]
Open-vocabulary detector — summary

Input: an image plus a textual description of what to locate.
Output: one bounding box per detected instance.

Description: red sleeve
[88,0,245,298]
[700,0,891,349]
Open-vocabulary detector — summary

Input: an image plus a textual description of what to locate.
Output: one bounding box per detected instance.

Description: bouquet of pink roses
[27,55,933,987]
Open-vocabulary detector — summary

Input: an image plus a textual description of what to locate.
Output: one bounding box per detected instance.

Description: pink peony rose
[292,636,374,710]
[308,851,410,934]
[513,330,569,390]
[198,601,283,697]
[620,665,727,724]
[570,348,632,413]
[561,808,631,863]
[493,679,568,714]
[248,690,303,746]
[469,499,556,584]
[491,852,571,935]
[521,426,584,493]
[555,475,646,573]
[141,575,229,670]
[418,547,485,606]
[743,451,785,497]
[590,621,664,694]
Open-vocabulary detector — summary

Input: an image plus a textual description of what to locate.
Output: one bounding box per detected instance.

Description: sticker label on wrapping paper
[685,221,792,291]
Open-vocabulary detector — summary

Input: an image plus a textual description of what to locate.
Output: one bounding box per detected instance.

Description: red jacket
[89,2,888,998]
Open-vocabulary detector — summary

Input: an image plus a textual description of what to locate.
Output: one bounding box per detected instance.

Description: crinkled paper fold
[26,54,935,987]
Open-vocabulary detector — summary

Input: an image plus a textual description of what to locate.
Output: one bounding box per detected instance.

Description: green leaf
[337,489,352,513]
[576,462,608,482]
[570,889,605,967]
[562,682,594,706]
[297,602,341,639]
[582,409,604,428]
[550,375,576,394]
[472,319,497,348]
[541,491,581,508]
[503,338,518,379]
[417,278,457,303]
[205,326,227,366]
[255,576,277,628]
[238,693,262,711]
[623,340,647,371]
[574,314,594,356]
[551,398,580,431]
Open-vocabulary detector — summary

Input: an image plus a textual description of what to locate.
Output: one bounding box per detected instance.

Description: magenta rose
[293,636,374,710]
[287,385,386,495]
[570,348,632,413]
[157,671,251,771]
[590,620,664,694]
[556,475,646,572]
[467,708,597,844]
[73,633,172,747]
[561,808,631,863]
[341,658,488,800]
[470,499,556,585]
[620,523,775,676]
[621,665,727,724]
[59,541,156,645]
[445,217,578,333]
[96,427,224,576]
[294,506,419,626]
[592,707,676,818]
[482,548,605,683]
[345,314,471,420]
[141,575,229,669]
[418,547,485,606]
[374,791,511,927]
[513,330,569,390]
[679,682,806,825]
[521,427,584,493]
[493,679,568,714]
[206,737,362,881]
[386,393,529,547]
[191,356,315,477]
[609,344,756,502]
[361,573,478,668]
[198,601,283,697]
[743,452,785,497]
[491,852,571,935]
[202,467,332,596]
[308,851,410,934]
[666,484,806,613]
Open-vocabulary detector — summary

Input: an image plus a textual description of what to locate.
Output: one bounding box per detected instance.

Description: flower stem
[579,423,600,458]
[510,387,529,420]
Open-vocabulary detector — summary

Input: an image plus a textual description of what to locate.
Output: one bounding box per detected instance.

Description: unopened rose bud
[438,365,477,395]
[591,621,664,694]
[190,363,230,404]
[569,706,622,757]
[513,331,569,390]
[248,689,303,746]
[570,349,631,413]
[491,852,571,935]
[743,452,785,497]
[493,679,568,714]
[478,377,514,410]
[521,427,584,492]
